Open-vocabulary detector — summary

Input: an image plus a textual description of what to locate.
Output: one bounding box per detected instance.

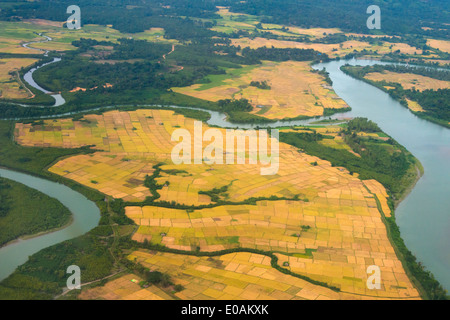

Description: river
[0,57,449,292]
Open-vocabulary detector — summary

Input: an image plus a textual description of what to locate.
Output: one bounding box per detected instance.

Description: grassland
[174,61,349,119]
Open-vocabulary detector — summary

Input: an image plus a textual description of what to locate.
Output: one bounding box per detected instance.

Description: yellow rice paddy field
[15,109,352,203]
[174,61,349,119]
[405,99,425,113]
[364,71,449,91]
[230,37,422,57]
[0,58,38,99]
[125,183,416,298]
[15,110,419,299]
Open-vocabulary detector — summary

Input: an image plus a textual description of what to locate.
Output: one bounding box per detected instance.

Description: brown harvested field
[121,250,419,300]
[173,61,349,119]
[426,39,450,53]
[364,71,449,91]
[78,274,171,300]
[0,58,38,99]
[230,37,422,57]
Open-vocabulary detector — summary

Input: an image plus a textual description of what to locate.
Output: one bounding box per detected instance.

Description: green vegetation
[0,177,71,247]
[0,0,448,300]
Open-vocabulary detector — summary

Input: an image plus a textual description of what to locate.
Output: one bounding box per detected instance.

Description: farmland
[426,39,450,54]
[1,0,448,302]
[210,7,341,41]
[174,61,349,119]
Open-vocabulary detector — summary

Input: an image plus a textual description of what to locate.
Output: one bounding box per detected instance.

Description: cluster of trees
[315,68,333,86]
[0,179,11,217]
[33,37,266,96]
[0,0,219,41]
[407,89,450,123]
[249,80,271,90]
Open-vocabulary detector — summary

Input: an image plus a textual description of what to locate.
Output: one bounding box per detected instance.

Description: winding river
[0,56,449,292]
[20,34,66,107]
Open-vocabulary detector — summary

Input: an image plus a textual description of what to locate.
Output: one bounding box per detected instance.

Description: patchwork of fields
[15,109,419,299]
[230,37,422,58]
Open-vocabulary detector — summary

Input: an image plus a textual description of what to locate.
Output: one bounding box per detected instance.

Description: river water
[0,57,448,292]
